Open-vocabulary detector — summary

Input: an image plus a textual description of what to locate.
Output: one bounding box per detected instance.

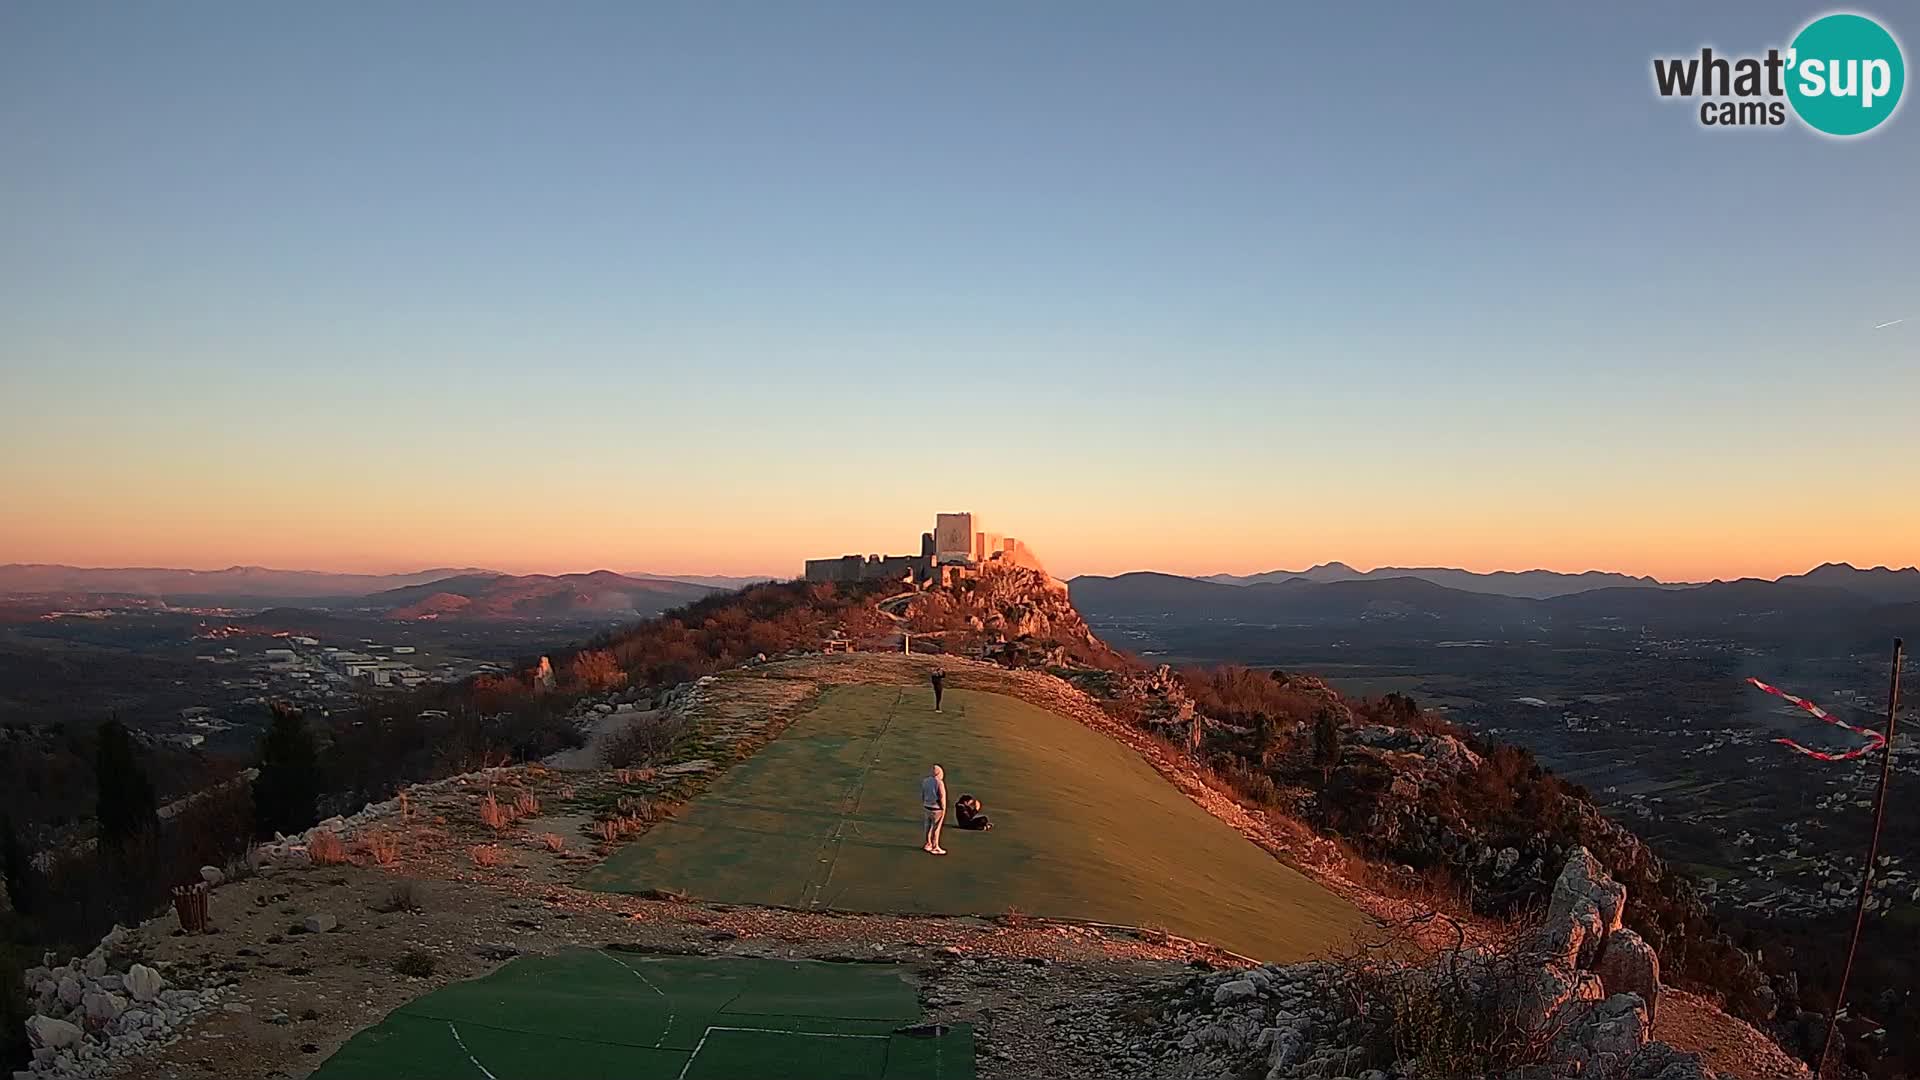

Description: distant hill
[1071,572,1536,627]
[1201,562,1680,599]
[1775,561,1920,604]
[0,563,502,602]
[368,570,716,621]
[625,573,779,590]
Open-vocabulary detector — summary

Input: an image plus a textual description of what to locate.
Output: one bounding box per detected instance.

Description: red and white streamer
[1746,677,1886,762]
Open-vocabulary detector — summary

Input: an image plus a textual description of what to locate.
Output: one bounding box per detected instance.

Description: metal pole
[1818,638,1903,1079]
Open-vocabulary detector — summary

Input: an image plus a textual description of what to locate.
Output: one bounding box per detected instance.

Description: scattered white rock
[124,964,164,1003]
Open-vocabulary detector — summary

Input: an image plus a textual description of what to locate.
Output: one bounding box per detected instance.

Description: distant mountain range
[625,572,778,590]
[0,564,768,605]
[1200,562,1679,599]
[0,564,502,601]
[1071,563,1920,639]
[1194,561,1920,603]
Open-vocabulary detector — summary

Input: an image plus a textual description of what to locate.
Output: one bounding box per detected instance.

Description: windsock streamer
[1746,677,1887,761]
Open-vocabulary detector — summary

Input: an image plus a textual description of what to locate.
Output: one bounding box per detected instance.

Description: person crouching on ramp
[920,764,948,855]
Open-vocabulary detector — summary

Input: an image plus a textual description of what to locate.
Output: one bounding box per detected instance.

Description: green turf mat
[580,685,1372,961]
[681,1028,888,1080]
[309,951,972,1080]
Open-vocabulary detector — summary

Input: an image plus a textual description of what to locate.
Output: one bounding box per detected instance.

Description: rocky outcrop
[1109,851,1723,1080]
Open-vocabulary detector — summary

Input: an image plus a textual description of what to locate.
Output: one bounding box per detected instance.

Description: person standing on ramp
[931,668,946,713]
[921,764,948,855]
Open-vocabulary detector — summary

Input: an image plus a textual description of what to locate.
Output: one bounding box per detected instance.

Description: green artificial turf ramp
[309,950,972,1079]
[580,685,1371,961]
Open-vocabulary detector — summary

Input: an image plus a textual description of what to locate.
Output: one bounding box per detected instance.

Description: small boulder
[302,913,338,934]
[200,865,225,887]
[56,975,83,1008]
[26,1016,83,1050]
[1212,978,1258,1005]
[125,964,165,1003]
[83,953,108,979]
[1494,846,1521,876]
[82,990,126,1023]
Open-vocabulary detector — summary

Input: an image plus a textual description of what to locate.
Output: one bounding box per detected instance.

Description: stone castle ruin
[803,512,1050,587]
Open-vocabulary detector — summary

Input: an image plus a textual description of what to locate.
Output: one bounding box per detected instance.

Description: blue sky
[2,3,1914,578]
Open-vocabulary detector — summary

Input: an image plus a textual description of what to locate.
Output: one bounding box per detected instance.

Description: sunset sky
[3,4,1915,583]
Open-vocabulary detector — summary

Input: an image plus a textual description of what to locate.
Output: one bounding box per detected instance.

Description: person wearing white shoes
[920,764,948,855]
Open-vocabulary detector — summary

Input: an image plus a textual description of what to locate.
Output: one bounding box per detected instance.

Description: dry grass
[362,829,400,867]
[307,831,349,866]
[541,832,566,853]
[479,792,510,832]
[373,880,423,914]
[513,790,539,817]
[469,844,506,868]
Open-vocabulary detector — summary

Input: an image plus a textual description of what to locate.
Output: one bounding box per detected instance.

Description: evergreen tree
[252,703,321,839]
[94,718,158,849]
[1312,706,1344,783]
[0,815,31,915]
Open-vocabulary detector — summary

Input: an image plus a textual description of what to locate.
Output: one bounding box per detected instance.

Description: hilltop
[4,569,1822,1079]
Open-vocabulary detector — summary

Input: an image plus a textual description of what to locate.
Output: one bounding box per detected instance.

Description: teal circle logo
[1786,13,1905,136]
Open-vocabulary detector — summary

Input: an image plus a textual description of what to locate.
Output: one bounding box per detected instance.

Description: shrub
[373,880,423,913]
[469,844,504,868]
[1341,918,1566,1079]
[541,833,566,853]
[392,948,436,978]
[513,791,538,817]
[567,650,627,692]
[307,831,348,866]
[2,815,33,915]
[478,793,510,832]
[602,715,691,769]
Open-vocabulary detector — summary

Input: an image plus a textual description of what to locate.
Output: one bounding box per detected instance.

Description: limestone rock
[1213,978,1258,1005]
[124,963,165,1002]
[1594,928,1662,1021]
[1549,847,1626,936]
[1495,846,1520,876]
[302,913,338,933]
[200,864,225,886]
[1515,963,1579,1033]
[81,990,126,1023]
[26,1016,82,1050]
[56,975,83,1008]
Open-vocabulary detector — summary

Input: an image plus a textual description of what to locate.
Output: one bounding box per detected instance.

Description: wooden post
[1819,637,1903,1078]
[172,881,210,933]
